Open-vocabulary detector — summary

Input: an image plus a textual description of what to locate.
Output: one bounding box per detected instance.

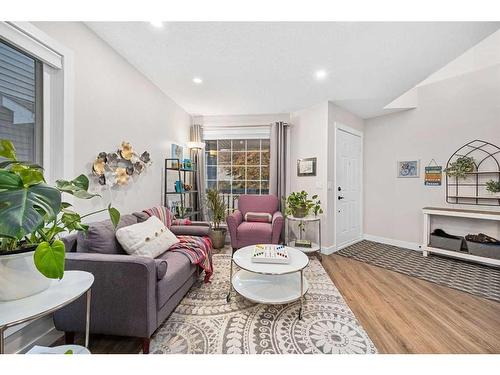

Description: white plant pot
[0,249,51,301]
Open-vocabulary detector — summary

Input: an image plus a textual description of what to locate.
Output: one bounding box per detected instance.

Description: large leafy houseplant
[206,188,227,249]
[284,191,323,218]
[0,139,120,279]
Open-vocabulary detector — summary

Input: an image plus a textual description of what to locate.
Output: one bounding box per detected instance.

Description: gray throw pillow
[76,214,137,254]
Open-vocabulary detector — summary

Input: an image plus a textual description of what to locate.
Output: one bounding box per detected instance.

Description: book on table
[295,239,312,248]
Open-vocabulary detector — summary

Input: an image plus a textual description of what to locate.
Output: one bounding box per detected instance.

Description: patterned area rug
[150,254,377,354]
[338,240,500,302]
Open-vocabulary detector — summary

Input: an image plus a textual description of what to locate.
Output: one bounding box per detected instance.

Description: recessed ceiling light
[150,21,163,28]
[192,77,203,84]
[315,69,327,80]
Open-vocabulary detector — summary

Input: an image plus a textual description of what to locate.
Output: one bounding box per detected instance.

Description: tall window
[0,39,42,163]
[205,139,270,196]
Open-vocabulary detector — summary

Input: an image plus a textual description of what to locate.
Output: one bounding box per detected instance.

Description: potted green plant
[206,188,227,249]
[0,139,120,301]
[444,156,475,179]
[284,191,323,218]
[486,180,500,197]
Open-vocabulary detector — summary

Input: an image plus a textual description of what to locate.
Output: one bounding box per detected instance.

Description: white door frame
[333,122,364,251]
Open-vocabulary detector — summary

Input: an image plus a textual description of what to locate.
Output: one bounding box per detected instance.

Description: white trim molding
[0,22,63,69]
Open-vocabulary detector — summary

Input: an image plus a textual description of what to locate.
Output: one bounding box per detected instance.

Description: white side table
[0,270,94,354]
[285,215,322,261]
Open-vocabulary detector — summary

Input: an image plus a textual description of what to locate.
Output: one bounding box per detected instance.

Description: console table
[422,207,500,267]
[0,271,94,354]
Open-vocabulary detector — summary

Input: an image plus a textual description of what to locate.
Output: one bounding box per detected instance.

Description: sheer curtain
[190,124,208,221]
[269,121,288,209]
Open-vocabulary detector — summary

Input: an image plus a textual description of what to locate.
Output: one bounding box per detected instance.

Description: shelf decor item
[183,158,192,170]
[174,180,184,193]
[444,156,475,179]
[206,189,227,249]
[445,140,500,206]
[91,142,152,186]
[486,180,500,195]
[0,139,120,301]
[171,144,183,168]
[284,191,323,218]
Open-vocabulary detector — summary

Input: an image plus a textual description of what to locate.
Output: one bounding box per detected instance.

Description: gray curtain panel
[190,124,208,221]
[270,121,288,209]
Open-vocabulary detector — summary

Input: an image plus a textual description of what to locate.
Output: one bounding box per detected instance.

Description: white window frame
[0,21,74,183]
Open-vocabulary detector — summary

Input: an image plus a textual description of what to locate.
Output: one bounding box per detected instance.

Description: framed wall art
[297,157,317,177]
[397,160,420,178]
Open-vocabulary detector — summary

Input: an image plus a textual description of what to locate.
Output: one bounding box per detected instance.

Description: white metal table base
[0,288,92,354]
[226,257,307,320]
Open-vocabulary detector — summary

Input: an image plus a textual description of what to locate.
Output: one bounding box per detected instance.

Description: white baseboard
[363,234,421,251]
[321,244,336,255]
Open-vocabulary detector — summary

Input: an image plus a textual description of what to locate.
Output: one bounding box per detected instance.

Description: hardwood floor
[323,254,500,354]
[57,252,500,354]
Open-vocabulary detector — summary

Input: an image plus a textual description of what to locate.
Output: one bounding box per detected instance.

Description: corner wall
[289,101,364,252]
[364,64,500,247]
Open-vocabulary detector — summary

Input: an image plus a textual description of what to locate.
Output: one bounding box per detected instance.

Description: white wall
[33,22,192,218]
[364,63,500,247]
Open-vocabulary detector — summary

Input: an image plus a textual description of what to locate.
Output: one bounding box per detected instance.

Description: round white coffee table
[226,245,309,319]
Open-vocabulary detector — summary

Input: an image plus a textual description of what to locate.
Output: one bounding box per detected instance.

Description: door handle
[338,196,344,200]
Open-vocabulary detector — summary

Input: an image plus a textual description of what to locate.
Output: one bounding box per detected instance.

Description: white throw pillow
[116,216,179,258]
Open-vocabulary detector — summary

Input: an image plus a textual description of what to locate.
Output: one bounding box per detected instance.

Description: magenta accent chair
[226,195,284,250]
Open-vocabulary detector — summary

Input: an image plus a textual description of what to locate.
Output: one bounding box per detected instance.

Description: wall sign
[424,159,442,186]
[425,166,442,186]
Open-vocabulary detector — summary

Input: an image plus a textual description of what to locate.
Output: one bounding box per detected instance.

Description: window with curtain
[205,138,270,197]
[0,39,43,163]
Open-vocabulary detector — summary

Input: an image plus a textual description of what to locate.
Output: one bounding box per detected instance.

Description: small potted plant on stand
[284,191,323,218]
[0,140,120,301]
[206,188,227,249]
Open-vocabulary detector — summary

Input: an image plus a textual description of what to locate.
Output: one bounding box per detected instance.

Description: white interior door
[335,127,362,249]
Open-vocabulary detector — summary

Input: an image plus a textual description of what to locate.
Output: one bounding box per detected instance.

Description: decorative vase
[293,206,308,218]
[0,247,51,301]
[209,228,227,249]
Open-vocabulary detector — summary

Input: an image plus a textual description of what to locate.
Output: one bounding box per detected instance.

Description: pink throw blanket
[143,206,213,282]
[169,235,214,283]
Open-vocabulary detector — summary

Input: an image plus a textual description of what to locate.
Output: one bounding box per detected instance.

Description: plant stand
[285,216,322,262]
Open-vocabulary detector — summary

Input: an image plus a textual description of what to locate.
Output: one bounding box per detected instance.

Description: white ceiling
[87,22,499,119]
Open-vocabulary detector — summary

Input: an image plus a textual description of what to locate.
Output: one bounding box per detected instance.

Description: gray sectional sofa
[56,213,210,354]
